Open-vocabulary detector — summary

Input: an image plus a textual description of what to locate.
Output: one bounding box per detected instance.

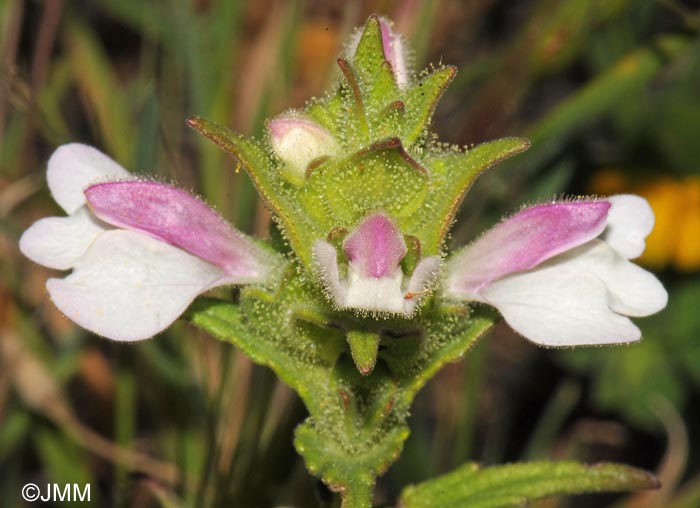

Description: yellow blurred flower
[591,169,700,271]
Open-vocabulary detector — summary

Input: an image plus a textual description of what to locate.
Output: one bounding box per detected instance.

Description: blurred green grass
[1,1,699,507]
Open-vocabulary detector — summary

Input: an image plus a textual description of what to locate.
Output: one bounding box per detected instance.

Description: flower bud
[378,17,409,88]
[268,115,339,180]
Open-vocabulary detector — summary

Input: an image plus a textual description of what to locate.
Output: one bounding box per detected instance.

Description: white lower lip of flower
[19,206,108,270]
[475,240,667,347]
[344,266,406,314]
[47,143,131,214]
[47,230,228,342]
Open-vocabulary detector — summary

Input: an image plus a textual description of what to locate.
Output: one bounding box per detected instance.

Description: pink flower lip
[448,200,611,296]
[85,180,268,280]
[343,213,407,278]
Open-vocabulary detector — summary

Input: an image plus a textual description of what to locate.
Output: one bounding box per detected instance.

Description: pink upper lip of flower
[85,180,268,280]
[343,213,407,278]
[378,17,407,86]
[313,212,440,316]
[447,200,611,296]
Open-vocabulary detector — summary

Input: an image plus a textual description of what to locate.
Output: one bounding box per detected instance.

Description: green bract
[186,15,656,508]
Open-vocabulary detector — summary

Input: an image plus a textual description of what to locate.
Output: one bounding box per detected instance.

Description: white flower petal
[19,207,108,270]
[46,230,226,342]
[445,201,610,298]
[404,256,441,313]
[47,143,131,214]
[482,262,641,347]
[313,240,346,305]
[344,265,405,314]
[602,194,654,259]
[562,240,668,317]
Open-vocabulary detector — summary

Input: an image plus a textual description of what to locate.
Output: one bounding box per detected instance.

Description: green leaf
[371,63,402,111]
[295,421,406,508]
[409,137,531,254]
[352,15,386,86]
[402,66,456,146]
[187,116,322,266]
[337,58,370,143]
[399,461,659,508]
[307,138,428,225]
[353,16,402,117]
[347,330,381,376]
[307,89,346,137]
[186,116,279,211]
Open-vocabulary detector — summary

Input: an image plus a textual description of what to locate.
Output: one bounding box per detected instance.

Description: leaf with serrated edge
[307,138,428,225]
[400,461,659,508]
[402,66,456,146]
[187,116,325,267]
[352,15,386,86]
[409,137,531,254]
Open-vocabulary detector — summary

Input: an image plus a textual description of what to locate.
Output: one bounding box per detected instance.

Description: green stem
[341,483,374,508]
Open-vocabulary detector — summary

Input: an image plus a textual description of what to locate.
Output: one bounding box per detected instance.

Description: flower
[313,213,440,315]
[443,196,668,346]
[268,115,339,179]
[20,144,276,341]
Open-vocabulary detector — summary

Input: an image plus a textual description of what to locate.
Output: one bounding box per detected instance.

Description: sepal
[402,65,456,146]
[187,116,288,217]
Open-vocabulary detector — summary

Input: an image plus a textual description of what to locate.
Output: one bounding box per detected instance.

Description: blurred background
[1,0,699,507]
